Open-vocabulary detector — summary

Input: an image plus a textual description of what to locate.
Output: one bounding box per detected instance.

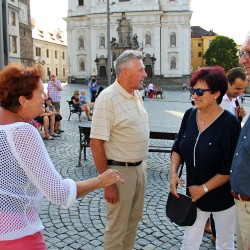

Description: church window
[78,0,84,6]
[99,35,105,48]
[145,33,151,46]
[170,57,176,69]
[79,36,84,49]
[12,36,17,53]
[11,12,16,26]
[79,60,85,71]
[170,32,176,47]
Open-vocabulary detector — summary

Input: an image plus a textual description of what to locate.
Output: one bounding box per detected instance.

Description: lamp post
[107,1,115,85]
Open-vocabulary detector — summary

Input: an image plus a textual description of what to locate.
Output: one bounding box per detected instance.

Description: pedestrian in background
[90,50,148,250]
[47,73,62,113]
[90,78,98,102]
[0,63,124,249]
[230,33,250,250]
[221,67,247,122]
[170,66,241,250]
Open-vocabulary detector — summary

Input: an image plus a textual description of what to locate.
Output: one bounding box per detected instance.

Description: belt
[107,160,142,167]
[232,191,250,202]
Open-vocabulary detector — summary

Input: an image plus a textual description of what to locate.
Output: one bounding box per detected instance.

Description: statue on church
[117,12,132,47]
[131,34,139,50]
[111,37,118,48]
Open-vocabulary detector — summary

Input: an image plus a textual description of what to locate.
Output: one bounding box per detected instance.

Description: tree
[204,35,238,72]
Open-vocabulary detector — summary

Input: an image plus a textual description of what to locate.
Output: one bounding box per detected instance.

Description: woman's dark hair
[190,66,228,104]
[0,62,44,112]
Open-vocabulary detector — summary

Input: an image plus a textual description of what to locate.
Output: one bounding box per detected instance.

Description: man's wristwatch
[202,184,209,193]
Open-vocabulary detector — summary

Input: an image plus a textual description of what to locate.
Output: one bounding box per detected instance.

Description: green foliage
[204,35,239,72]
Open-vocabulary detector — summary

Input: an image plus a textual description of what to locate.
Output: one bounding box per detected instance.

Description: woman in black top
[71,90,92,121]
[170,66,241,249]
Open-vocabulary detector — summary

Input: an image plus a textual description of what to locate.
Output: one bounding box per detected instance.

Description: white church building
[66,0,192,84]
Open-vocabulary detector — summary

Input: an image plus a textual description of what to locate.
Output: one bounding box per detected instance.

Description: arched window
[145,33,151,46]
[79,36,84,49]
[170,57,176,69]
[99,35,105,48]
[170,32,176,47]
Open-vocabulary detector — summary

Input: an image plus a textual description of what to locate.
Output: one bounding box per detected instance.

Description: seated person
[45,97,63,134]
[155,86,163,99]
[34,106,59,140]
[80,89,94,112]
[30,120,45,138]
[71,90,92,121]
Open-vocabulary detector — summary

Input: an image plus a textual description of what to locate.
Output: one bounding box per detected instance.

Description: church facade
[66,0,192,84]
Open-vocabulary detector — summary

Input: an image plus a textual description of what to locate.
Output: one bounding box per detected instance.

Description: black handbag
[166,163,197,226]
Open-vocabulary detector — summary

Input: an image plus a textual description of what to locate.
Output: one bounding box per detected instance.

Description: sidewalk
[41,83,239,250]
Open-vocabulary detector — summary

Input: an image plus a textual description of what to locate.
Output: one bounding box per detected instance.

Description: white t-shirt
[148,83,154,90]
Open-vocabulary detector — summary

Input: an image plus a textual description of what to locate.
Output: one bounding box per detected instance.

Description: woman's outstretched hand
[97,169,125,188]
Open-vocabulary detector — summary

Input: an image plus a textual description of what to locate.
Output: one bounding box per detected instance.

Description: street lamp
[107,0,116,85]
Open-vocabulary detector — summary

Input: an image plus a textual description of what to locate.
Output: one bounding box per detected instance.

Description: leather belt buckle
[126,162,137,167]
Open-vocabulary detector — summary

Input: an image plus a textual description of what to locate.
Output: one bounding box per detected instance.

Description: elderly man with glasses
[230,34,250,250]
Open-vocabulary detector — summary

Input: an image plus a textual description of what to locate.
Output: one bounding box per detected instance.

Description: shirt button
[230,170,232,173]
[244,136,246,139]
[235,153,238,156]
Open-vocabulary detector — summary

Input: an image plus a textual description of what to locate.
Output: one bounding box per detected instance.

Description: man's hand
[104,184,119,204]
[238,106,246,119]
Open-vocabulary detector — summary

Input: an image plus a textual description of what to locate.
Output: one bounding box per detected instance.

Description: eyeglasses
[239,50,250,60]
[190,88,211,96]
[51,75,55,77]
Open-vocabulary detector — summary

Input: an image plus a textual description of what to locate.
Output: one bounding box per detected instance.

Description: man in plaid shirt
[47,74,62,113]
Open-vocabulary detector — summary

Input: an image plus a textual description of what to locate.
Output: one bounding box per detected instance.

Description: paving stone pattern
[41,83,249,249]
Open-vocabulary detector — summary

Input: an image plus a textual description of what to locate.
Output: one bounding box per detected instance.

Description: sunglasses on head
[190,88,211,96]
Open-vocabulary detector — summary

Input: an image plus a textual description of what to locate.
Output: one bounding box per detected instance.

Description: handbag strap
[178,163,184,178]
[177,108,195,179]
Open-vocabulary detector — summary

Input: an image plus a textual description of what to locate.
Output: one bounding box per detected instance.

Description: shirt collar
[114,79,138,99]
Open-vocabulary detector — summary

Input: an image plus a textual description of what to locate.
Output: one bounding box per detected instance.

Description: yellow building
[191,26,217,73]
[31,19,68,82]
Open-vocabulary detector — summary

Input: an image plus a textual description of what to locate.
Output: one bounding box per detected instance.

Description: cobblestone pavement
[41,83,250,250]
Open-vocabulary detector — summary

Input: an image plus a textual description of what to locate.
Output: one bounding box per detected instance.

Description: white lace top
[0,122,76,240]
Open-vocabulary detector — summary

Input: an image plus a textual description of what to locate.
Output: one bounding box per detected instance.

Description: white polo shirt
[220,94,239,116]
[90,80,149,162]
